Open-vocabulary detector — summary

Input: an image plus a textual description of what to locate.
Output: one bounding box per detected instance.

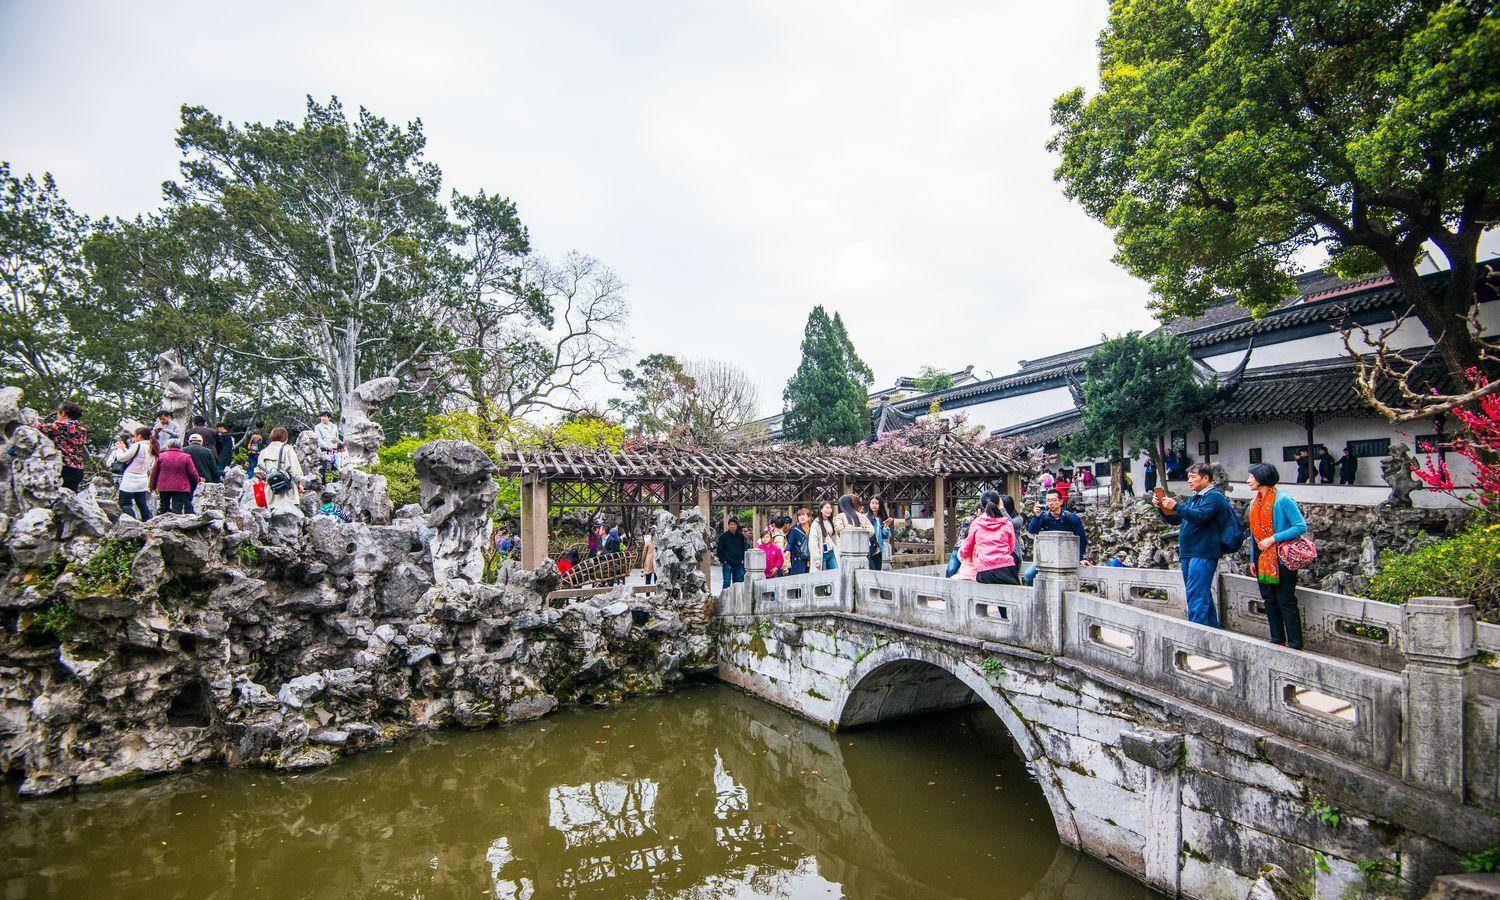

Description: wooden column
[1304,411,1317,482]
[521,477,549,569]
[752,507,763,543]
[696,482,713,584]
[932,475,947,560]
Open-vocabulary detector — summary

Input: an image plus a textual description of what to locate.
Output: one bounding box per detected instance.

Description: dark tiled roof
[993,408,1084,446]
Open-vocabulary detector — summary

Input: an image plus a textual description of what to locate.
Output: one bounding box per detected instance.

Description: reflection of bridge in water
[1,684,1142,899]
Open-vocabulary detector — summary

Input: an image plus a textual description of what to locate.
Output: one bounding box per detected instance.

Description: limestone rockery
[0,431,714,797]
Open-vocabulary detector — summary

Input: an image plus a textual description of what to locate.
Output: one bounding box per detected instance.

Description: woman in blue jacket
[1245,463,1309,649]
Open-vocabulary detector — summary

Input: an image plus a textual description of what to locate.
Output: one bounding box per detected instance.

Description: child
[317,489,350,523]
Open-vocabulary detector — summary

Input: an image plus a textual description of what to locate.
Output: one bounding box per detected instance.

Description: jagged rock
[652,508,709,599]
[157,352,194,438]
[414,440,497,584]
[342,376,399,470]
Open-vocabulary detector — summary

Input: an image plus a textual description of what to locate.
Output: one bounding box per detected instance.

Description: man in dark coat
[715,519,750,592]
[1317,447,1337,484]
[184,433,221,483]
[1295,449,1311,483]
[215,423,237,471]
[186,416,220,455]
[1337,445,1359,485]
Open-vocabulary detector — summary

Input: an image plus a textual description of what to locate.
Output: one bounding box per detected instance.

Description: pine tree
[782,306,872,445]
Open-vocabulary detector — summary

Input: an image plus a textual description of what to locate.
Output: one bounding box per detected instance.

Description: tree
[614,354,760,444]
[1064,332,1217,503]
[1050,0,1499,391]
[912,365,956,393]
[167,97,458,429]
[782,306,872,446]
[0,164,92,411]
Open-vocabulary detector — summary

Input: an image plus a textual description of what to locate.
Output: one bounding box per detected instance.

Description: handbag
[251,479,269,508]
[1276,534,1318,570]
[264,446,295,495]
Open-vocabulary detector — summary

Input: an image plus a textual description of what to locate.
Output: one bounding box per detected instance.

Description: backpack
[1217,494,1247,554]
[263,446,295,495]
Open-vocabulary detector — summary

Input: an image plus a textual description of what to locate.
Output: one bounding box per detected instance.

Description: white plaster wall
[956,386,1076,433]
[1202,299,1500,372]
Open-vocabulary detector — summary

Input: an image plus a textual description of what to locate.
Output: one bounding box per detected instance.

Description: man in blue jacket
[1022,489,1092,584]
[1152,462,1232,627]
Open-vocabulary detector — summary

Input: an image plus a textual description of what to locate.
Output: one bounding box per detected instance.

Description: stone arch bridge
[715,529,1499,899]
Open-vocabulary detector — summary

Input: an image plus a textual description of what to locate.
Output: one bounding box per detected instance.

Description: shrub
[73,537,144,594]
[1368,519,1500,620]
[32,601,75,638]
[375,436,423,508]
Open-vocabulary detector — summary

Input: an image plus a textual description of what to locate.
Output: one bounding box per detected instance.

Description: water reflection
[1,684,1155,899]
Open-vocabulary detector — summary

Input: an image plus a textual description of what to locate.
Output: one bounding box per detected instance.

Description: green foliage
[1461,845,1500,873]
[0,163,93,412]
[980,655,1005,682]
[748,619,775,638]
[1368,519,1500,620]
[1308,797,1342,828]
[32,601,75,638]
[912,365,955,393]
[782,307,872,446]
[72,537,144,594]
[613,354,759,444]
[33,551,69,589]
[1049,0,1500,376]
[1064,332,1216,471]
[236,543,262,565]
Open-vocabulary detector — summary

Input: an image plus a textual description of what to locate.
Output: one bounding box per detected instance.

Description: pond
[1,684,1156,898]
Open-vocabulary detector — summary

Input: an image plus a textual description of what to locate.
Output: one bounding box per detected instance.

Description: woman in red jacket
[149,438,202,514]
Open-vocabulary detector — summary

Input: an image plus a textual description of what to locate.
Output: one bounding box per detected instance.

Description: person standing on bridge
[716,518,750,591]
[810,501,840,570]
[866,495,892,570]
[1023,488,1090,584]
[1153,462,1238,628]
[639,532,656,585]
[787,509,811,575]
[1246,463,1309,649]
[958,490,1019,584]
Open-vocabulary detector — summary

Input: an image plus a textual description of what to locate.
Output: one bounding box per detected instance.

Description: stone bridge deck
[713,529,1497,899]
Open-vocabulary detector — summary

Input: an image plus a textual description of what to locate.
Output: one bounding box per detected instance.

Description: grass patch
[31,601,75,638]
[73,537,144,594]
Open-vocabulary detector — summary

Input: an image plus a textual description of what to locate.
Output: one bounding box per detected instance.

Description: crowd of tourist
[33,402,347,522]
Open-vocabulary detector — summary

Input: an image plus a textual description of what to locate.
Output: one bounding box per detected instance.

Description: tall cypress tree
[782,306,872,445]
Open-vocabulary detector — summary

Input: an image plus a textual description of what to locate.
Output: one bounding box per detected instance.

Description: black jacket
[786,525,809,564]
[1337,453,1358,481]
[1317,453,1336,482]
[716,529,749,566]
[184,443,221,483]
[186,425,220,454]
[215,433,236,469]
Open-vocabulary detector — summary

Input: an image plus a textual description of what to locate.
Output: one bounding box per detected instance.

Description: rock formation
[0,438,714,797]
[414,440,498,584]
[157,352,194,437]
[341,376,399,469]
[651,508,710,599]
[1382,442,1420,507]
[0,388,62,519]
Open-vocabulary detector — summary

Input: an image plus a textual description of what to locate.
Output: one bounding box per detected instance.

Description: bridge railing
[722,527,1481,802]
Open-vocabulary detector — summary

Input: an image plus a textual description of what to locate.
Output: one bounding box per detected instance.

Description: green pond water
[0,683,1156,899]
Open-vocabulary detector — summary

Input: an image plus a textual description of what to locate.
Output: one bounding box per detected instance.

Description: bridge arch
[832,640,1080,848]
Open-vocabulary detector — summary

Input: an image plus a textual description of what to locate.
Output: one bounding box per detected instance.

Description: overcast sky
[0,0,1163,415]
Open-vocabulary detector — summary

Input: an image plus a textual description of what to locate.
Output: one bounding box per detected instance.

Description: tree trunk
[1386,253,1483,382]
[1109,432,1124,507]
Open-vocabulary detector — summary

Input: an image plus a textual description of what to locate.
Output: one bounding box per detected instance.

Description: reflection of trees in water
[0,685,1151,899]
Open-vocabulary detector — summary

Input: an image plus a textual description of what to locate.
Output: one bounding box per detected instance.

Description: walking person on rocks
[38,401,89,492]
[244,429,265,478]
[1246,463,1309,649]
[958,490,1020,584]
[313,412,341,483]
[715,518,750,591]
[255,426,305,516]
[787,509,811,575]
[149,437,201,514]
[215,423,237,472]
[1023,489,1090,584]
[111,426,156,520]
[186,416,219,455]
[866,495,892,570]
[639,531,656,586]
[1152,462,1238,628]
[809,501,840,571]
[184,432,221,483]
[151,410,182,446]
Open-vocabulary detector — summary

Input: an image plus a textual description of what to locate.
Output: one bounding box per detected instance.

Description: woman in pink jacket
[149,437,202,515]
[757,527,785,578]
[958,490,1019,584]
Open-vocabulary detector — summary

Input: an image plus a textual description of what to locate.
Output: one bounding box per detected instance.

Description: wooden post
[932,475,947,561]
[521,477,549,570]
[696,482,713,585]
[1304,411,1317,472]
[752,507,763,543]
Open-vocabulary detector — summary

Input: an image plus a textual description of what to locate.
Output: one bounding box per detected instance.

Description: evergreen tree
[782,306,872,445]
[1064,331,1216,503]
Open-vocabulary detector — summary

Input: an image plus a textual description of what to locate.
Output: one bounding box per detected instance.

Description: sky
[0,0,1163,416]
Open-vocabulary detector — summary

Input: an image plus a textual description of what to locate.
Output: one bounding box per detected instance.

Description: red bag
[1277,534,1318,570]
[252,479,269,508]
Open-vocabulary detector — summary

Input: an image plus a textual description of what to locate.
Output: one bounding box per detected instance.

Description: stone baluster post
[838,525,871,613]
[1033,531,1080,657]
[1400,596,1476,798]
[743,547,767,616]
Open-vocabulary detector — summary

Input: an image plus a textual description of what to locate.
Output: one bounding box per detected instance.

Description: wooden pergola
[499,441,1028,571]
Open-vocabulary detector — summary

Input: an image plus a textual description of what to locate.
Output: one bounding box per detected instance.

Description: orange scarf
[1249,487,1279,583]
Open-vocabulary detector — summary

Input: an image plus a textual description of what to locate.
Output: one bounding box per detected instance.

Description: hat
[187,433,204,444]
